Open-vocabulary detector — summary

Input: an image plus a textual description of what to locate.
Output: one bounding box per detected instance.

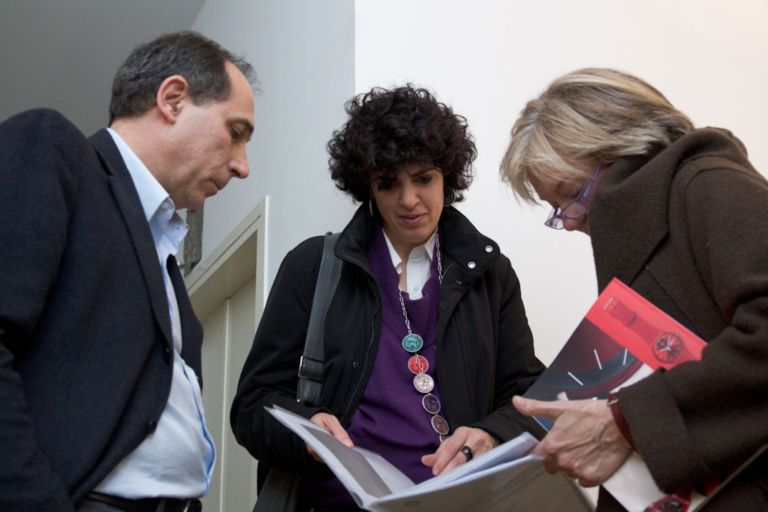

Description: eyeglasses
[544,165,604,230]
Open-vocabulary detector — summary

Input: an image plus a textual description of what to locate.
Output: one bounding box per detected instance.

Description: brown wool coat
[589,128,768,511]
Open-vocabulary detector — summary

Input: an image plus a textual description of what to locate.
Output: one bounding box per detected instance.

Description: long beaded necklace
[397,234,449,441]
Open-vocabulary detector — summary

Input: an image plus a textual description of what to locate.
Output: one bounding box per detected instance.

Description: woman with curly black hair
[232,85,545,511]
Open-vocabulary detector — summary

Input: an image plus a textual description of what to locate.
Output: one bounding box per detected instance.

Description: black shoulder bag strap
[253,233,342,512]
[297,232,342,406]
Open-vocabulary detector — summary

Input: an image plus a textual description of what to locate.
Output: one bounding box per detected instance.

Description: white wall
[355,0,768,363]
[189,0,768,365]
[192,0,357,288]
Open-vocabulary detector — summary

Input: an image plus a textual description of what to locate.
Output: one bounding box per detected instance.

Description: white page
[372,458,592,512]
[267,406,414,506]
[402,432,538,494]
[268,405,591,512]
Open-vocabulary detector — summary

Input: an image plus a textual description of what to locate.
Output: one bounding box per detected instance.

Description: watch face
[530,320,644,401]
[645,495,689,512]
[558,347,642,400]
[652,333,684,363]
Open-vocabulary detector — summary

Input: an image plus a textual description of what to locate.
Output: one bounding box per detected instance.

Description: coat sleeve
[619,165,768,493]
[230,237,331,478]
[0,110,82,511]
[470,257,547,441]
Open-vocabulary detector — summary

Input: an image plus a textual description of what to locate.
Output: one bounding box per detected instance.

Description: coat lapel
[589,153,671,291]
[168,255,204,380]
[589,129,742,292]
[89,129,173,344]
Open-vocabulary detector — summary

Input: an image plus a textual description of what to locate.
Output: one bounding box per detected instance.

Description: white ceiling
[0,0,206,134]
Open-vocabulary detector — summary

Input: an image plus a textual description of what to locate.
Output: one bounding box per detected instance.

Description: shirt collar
[107,128,187,254]
[382,229,436,271]
[107,128,172,223]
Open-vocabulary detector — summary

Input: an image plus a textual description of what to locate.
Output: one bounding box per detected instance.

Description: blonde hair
[500,68,694,202]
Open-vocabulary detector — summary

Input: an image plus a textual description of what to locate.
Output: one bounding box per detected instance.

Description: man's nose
[229,146,249,179]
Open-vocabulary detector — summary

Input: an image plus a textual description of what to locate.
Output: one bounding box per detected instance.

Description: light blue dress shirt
[94,129,215,498]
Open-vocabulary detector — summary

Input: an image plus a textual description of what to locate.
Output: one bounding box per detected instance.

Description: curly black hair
[327,85,476,204]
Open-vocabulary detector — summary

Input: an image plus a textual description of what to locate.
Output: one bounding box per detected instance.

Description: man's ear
[156,75,189,123]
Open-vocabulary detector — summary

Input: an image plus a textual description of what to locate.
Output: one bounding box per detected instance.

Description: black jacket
[231,204,545,481]
[0,110,202,511]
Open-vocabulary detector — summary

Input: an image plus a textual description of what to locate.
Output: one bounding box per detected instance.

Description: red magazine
[523,278,761,512]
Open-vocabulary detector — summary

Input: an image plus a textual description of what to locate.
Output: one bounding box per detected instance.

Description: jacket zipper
[434,262,476,422]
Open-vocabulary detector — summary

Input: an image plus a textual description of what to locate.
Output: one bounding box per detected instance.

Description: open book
[266,405,592,512]
[524,278,765,512]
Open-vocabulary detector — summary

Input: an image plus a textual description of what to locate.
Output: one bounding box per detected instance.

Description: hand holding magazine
[266,405,592,512]
[523,278,765,512]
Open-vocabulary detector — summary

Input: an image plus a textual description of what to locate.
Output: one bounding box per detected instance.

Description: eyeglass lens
[544,165,602,230]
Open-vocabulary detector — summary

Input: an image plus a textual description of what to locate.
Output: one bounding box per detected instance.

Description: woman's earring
[368,199,378,218]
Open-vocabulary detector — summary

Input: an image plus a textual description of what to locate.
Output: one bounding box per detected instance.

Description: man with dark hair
[0,31,255,512]
[109,31,254,123]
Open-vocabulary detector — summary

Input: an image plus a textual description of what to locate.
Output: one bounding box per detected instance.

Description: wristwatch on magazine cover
[534,319,644,401]
[604,298,692,364]
[645,494,691,512]
[548,347,642,400]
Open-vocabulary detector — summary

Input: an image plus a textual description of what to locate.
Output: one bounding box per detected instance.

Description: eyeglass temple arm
[578,165,603,200]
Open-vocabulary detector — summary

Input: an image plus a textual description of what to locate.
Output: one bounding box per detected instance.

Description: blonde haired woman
[502,68,768,511]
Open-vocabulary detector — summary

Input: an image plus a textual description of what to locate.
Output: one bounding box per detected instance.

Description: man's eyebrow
[231,118,254,137]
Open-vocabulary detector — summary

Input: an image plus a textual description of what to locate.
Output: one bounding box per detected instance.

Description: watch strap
[605,298,663,346]
[604,298,636,325]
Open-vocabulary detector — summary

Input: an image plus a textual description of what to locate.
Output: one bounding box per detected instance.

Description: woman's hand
[512,396,632,486]
[421,426,499,476]
[307,412,354,462]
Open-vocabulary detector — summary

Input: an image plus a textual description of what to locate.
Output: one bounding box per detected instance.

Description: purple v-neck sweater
[306,227,444,505]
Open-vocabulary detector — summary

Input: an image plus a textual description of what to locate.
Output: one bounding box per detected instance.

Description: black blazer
[0,109,203,511]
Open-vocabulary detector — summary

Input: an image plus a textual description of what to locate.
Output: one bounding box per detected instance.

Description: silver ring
[461,445,473,461]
